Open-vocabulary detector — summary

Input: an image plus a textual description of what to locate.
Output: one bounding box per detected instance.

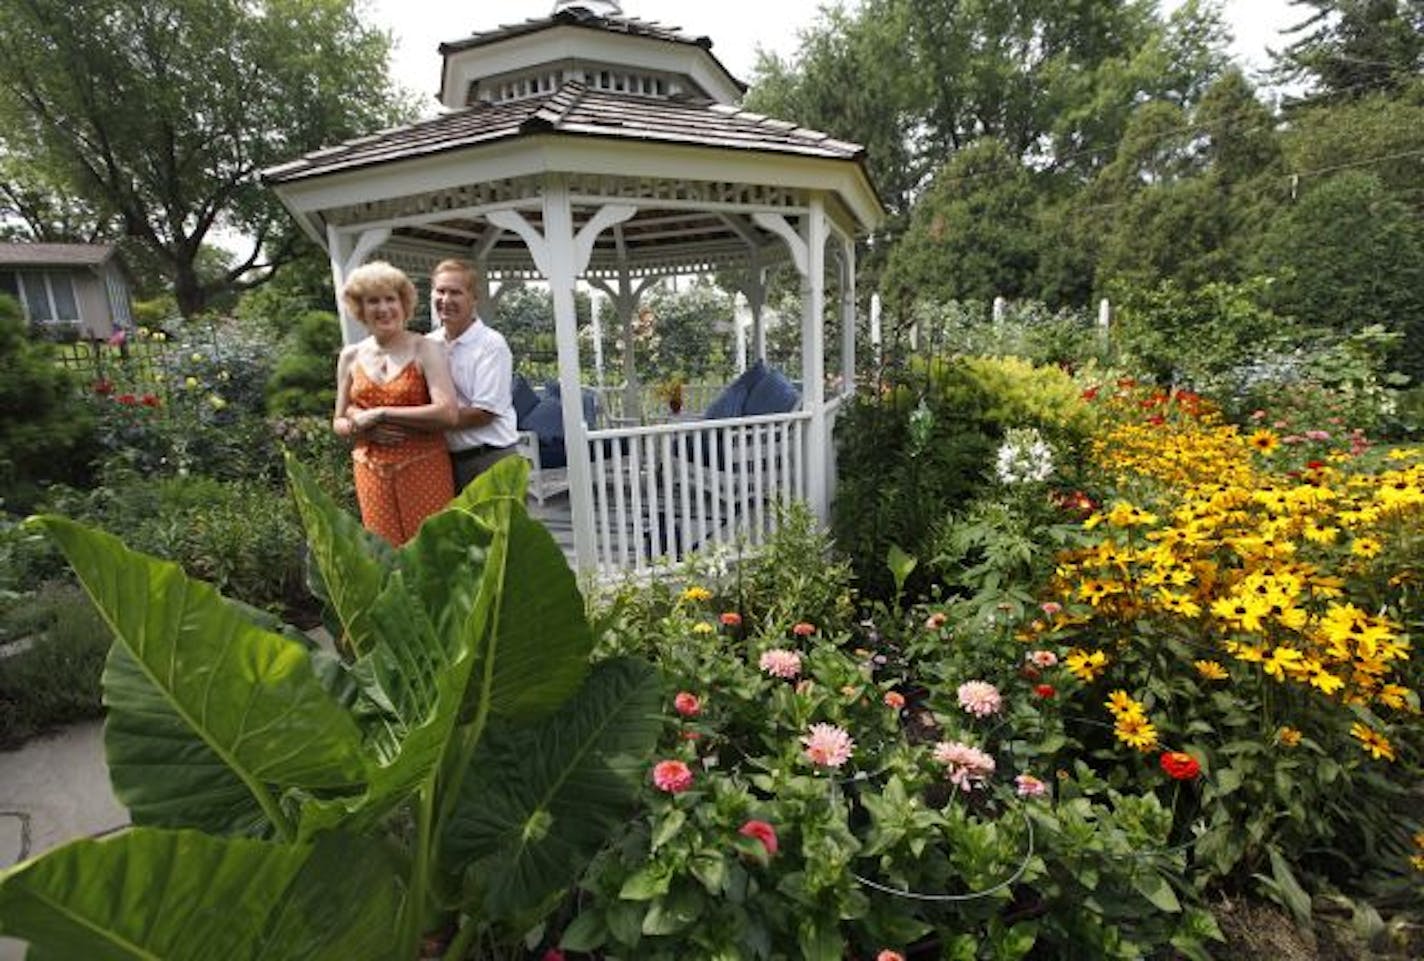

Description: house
[0,242,134,339]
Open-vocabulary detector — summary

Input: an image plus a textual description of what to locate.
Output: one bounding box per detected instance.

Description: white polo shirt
[427,319,518,451]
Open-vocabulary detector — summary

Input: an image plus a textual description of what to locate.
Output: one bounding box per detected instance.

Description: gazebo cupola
[439,1,744,109]
[263,1,885,578]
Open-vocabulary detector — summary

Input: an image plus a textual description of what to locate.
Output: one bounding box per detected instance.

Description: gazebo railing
[585,410,811,576]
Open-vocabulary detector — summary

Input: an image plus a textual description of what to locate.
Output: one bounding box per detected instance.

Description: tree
[0,0,414,318]
[746,2,921,217]
[0,295,95,508]
[880,139,1041,311]
[1081,70,1287,294]
[0,150,116,242]
[1256,171,1424,380]
[1274,0,1424,101]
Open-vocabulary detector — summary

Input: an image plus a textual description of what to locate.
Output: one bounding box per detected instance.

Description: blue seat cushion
[703,360,766,420]
[511,374,541,428]
[542,381,599,426]
[523,395,567,468]
[743,366,799,417]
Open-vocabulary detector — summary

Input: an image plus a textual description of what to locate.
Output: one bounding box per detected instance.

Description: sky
[370,0,1306,112]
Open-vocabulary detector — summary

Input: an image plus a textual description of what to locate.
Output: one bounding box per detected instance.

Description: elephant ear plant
[0,455,662,960]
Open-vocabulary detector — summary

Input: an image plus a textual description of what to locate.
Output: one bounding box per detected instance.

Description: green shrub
[0,296,96,510]
[265,310,341,416]
[834,352,1094,600]
[44,470,311,620]
[0,581,108,748]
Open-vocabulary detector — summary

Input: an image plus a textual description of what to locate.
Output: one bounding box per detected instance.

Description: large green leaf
[442,657,663,919]
[285,452,394,658]
[0,829,400,960]
[32,517,367,836]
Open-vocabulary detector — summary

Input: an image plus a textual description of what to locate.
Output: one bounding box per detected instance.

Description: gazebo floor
[524,492,579,566]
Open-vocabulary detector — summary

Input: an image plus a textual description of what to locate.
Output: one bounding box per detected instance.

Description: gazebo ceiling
[387,202,798,280]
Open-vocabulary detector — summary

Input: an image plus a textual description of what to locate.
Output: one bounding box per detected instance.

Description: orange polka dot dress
[350,363,454,546]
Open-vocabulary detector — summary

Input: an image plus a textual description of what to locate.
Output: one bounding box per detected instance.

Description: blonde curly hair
[341,261,417,325]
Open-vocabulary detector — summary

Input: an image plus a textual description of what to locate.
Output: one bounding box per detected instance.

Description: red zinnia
[116,393,137,405]
[92,379,114,395]
[651,760,694,793]
[738,819,778,857]
[792,621,816,637]
[673,691,701,717]
[140,393,161,408]
[1035,684,1056,699]
[719,611,742,627]
[1159,751,1201,781]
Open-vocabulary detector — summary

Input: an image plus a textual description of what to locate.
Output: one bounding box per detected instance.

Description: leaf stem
[403,782,438,961]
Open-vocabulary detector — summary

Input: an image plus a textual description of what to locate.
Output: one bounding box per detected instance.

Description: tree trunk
[172,263,207,320]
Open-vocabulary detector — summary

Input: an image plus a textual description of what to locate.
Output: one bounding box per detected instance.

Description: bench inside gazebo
[263,1,884,580]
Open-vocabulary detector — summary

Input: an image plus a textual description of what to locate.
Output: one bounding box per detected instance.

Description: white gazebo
[263,2,884,579]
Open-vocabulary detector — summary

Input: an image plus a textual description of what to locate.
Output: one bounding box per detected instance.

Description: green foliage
[266,310,342,417]
[0,457,661,958]
[882,139,1041,311]
[0,295,95,509]
[1257,171,1424,383]
[833,353,1092,599]
[1109,276,1311,394]
[0,581,108,748]
[0,0,414,316]
[1273,0,1424,99]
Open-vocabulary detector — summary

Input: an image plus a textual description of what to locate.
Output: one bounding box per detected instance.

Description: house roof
[262,81,865,185]
[0,242,116,267]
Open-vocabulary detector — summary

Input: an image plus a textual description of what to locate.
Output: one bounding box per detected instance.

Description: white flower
[994,427,1054,485]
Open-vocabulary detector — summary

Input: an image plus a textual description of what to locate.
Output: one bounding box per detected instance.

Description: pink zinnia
[924,611,948,630]
[877,951,906,961]
[957,680,1002,717]
[933,740,996,790]
[720,611,742,627]
[792,621,816,637]
[1027,649,1058,668]
[673,692,701,717]
[884,690,906,710]
[759,648,802,679]
[1040,601,1062,616]
[1015,773,1048,798]
[651,759,694,793]
[802,723,854,768]
[738,819,779,856]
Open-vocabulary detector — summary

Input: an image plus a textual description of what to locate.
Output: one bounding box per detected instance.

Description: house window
[7,271,80,324]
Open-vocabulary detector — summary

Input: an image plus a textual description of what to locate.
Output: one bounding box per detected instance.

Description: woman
[333,261,458,545]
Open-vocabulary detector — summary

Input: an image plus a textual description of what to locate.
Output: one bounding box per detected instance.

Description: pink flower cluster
[759,648,802,679]
[651,760,694,793]
[957,680,1002,717]
[802,723,854,768]
[1014,773,1048,798]
[933,740,996,790]
[1027,649,1058,668]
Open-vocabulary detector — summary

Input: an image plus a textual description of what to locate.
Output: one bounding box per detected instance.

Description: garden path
[0,719,126,961]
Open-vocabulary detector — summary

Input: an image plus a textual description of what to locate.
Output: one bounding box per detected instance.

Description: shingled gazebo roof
[264,83,864,185]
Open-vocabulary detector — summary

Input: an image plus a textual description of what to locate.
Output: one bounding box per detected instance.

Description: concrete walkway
[0,720,127,960]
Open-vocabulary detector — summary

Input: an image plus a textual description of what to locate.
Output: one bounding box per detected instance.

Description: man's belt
[451,443,513,461]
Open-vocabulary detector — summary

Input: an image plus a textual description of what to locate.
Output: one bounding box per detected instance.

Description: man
[426,259,518,492]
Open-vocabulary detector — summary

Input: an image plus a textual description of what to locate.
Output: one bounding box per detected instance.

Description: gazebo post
[327,225,391,345]
[802,198,828,520]
[589,256,656,426]
[539,181,599,573]
[840,233,856,397]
